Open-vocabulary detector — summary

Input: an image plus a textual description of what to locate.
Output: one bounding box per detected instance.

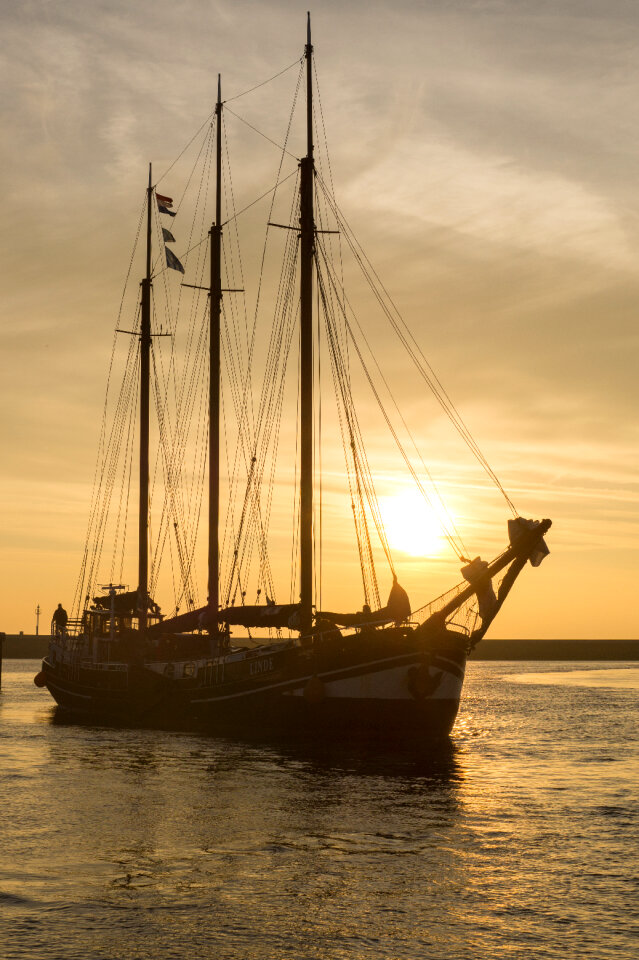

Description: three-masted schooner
[37,18,551,736]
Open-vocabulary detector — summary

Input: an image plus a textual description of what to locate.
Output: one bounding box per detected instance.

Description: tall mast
[138,163,153,632]
[299,12,314,635]
[208,75,222,623]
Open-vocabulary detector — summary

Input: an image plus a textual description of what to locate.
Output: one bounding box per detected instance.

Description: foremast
[299,12,314,635]
[138,163,153,632]
[209,76,222,628]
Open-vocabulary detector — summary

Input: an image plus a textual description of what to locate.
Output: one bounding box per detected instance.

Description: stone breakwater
[2,635,50,658]
[468,638,639,660]
[1,634,638,661]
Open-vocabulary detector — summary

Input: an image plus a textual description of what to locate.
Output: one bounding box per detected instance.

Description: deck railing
[50,618,84,640]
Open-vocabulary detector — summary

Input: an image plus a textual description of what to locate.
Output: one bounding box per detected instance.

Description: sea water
[0,660,637,960]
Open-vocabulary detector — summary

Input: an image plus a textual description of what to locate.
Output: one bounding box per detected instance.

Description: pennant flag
[158,203,176,217]
[165,246,185,274]
[162,227,176,243]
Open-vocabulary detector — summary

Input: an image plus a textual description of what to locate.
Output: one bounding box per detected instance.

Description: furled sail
[320,576,411,627]
[218,603,301,629]
[92,591,160,616]
[508,517,550,567]
[461,557,497,624]
[148,602,302,634]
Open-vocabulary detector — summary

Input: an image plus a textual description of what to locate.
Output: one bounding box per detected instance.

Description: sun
[379,489,450,558]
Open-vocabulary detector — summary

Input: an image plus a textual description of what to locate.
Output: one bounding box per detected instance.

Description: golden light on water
[379,489,451,558]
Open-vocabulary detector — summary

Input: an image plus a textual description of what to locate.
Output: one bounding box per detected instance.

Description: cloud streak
[1,0,638,634]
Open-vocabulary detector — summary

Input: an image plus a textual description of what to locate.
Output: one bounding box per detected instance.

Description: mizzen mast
[299,12,315,635]
[138,163,153,632]
[208,75,223,625]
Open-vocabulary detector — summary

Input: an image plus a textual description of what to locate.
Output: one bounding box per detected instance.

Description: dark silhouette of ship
[37,17,551,736]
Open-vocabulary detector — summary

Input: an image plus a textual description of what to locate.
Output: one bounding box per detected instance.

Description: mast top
[304,13,313,161]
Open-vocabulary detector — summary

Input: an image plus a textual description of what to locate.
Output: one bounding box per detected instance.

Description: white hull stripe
[191,654,464,704]
[288,662,464,701]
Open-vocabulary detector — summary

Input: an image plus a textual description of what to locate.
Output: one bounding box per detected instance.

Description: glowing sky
[1,0,638,637]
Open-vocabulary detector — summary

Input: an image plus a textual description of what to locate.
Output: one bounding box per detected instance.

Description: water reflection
[39,702,468,956]
[49,707,464,783]
[256,729,464,784]
[4,661,638,959]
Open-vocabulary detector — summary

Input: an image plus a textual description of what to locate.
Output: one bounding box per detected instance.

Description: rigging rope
[73,49,520,630]
[224,106,300,161]
[222,64,305,609]
[316,237,469,562]
[224,57,304,103]
[315,172,518,520]
[156,112,215,188]
[315,228,470,558]
[315,247,385,606]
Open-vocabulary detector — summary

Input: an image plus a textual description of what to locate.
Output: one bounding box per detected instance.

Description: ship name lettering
[250,658,274,676]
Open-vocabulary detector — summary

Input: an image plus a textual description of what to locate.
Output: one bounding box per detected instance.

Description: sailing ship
[37,18,551,737]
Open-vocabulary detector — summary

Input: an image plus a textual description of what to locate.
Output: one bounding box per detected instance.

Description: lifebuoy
[407,664,441,699]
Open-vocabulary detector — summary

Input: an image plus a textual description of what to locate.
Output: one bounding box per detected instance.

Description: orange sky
[1,0,638,638]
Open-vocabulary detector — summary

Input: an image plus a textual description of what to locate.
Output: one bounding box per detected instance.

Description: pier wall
[468,638,639,660]
[2,634,49,658]
[0,634,638,661]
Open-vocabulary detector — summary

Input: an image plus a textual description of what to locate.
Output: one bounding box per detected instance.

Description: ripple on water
[0,660,638,959]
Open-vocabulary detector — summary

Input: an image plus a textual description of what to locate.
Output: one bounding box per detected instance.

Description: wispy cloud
[1,0,638,633]
[349,136,635,270]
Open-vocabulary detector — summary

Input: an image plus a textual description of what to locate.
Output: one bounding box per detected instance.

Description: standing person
[52,603,68,637]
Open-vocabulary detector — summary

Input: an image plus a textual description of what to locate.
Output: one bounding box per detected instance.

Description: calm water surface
[1,660,637,959]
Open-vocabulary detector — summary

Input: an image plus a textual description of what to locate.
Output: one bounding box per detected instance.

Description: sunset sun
[380,489,451,558]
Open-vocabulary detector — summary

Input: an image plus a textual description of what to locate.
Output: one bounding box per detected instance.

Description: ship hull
[40,629,467,739]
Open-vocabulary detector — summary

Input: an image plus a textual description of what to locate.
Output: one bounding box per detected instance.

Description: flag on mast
[157,192,176,217]
[165,247,185,274]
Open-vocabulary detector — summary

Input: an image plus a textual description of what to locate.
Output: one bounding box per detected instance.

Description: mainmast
[299,13,314,635]
[138,164,153,632]
[208,76,222,625]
